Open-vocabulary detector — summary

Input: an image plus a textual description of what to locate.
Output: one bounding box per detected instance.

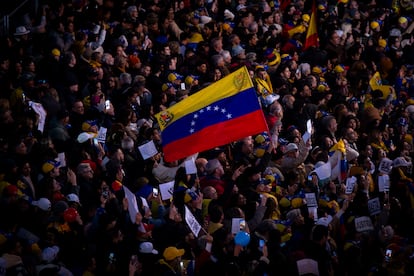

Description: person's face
[72,101,84,114]
[282,67,291,78]
[330,32,341,46]
[242,136,254,154]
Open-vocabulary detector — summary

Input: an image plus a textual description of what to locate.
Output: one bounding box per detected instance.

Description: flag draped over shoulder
[155,66,268,162]
[304,0,318,50]
[329,139,348,182]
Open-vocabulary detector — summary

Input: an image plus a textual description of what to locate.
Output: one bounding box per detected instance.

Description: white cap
[32,198,51,211]
[42,246,60,263]
[66,193,81,205]
[77,132,95,143]
[139,242,158,254]
[315,215,333,227]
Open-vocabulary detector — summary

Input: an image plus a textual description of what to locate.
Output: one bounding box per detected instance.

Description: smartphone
[385,249,392,262]
[239,219,246,231]
[93,138,99,147]
[105,100,110,110]
[130,254,138,264]
[308,175,313,181]
[109,252,115,264]
[102,190,109,199]
[179,261,184,271]
[152,187,159,197]
[259,239,265,252]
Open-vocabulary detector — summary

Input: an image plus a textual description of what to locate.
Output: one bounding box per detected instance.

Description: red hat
[63,207,79,223]
[112,180,123,192]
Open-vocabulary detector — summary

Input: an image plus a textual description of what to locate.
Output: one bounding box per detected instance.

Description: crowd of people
[1,0,414,275]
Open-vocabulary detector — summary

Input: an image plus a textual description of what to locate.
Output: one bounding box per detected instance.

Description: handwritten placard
[185,205,201,237]
[305,193,317,207]
[378,158,393,174]
[368,197,381,216]
[97,127,107,143]
[159,181,175,201]
[378,175,390,192]
[355,216,374,232]
[345,176,357,194]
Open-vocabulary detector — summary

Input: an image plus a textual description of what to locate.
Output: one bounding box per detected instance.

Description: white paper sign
[97,127,107,143]
[355,216,374,232]
[29,101,47,133]
[141,196,149,208]
[231,218,246,234]
[185,158,197,174]
[378,158,393,174]
[302,132,311,144]
[305,193,317,207]
[124,185,138,223]
[308,207,318,222]
[185,205,201,237]
[159,181,175,200]
[368,197,381,216]
[138,140,158,160]
[378,175,390,192]
[345,176,357,194]
[306,119,312,134]
[313,162,331,180]
[57,152,66,168]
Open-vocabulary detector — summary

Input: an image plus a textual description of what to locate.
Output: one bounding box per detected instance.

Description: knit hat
[231,45,245,57]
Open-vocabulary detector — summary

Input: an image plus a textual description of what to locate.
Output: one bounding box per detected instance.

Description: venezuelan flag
[155,66,268,162]
[303,0,318,50]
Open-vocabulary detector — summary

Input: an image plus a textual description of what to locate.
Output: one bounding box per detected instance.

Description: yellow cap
[370,21,379,29]
[334,65,345,73]
[302,14,310,23]
[51,48,61,57]
[378,39,387,48]
[399,17,408,24]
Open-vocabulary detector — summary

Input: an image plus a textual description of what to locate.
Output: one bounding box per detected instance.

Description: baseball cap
[42,246,60,263]
[82,120,98,132]
[139,242,158,254]
[163,246,185,261]
[42,160,60,174]
[168,72,183,82]
[399,17,408,24]
[162,83,174,92]
[315,215,333,227]
[32,198,51,211]
[66,193,81,205]
[77,132,96,143]
[284,143,298,154]
[378,39,387,48]
[370,21,379,29]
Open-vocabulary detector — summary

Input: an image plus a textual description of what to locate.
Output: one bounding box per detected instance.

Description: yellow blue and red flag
[155,66,268,162]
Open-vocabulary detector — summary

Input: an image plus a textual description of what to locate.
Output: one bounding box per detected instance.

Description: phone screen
[153,187,159,197]
[385,249,392,262]
[259,239,265,251]
[105,100,110,110]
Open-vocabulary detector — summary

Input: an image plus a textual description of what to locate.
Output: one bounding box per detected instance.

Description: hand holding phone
[152,187,159,197]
